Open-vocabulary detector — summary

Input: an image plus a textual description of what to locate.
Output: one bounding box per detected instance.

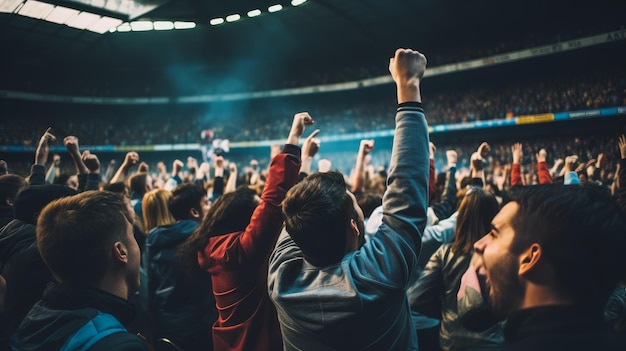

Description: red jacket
[198,146,301,351]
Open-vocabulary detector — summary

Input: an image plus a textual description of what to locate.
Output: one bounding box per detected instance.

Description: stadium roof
[0,0,623,74]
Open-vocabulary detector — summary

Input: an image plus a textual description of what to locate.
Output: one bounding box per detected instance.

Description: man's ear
[518,243,542,277]
[113,242,128,264]
[189,207,200,220]
[350,218,360,237]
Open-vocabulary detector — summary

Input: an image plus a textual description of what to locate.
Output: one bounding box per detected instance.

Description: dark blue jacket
[11,285,147,350]
[143,220,216,351]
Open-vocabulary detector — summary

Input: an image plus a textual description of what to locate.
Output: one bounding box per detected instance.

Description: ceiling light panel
[174,21,195,29]
[44,6,79,24]
[130,21,152,31]
[116,22,131,31]
[291,0,306,5]
[153,21,173,30]
[247,9,261,17]
[225,14,240,22]
[209,17,223,25]
[87,16,122,33]
[268,4,282,12]
[66,11,100,29]
[0,0,24,13]
[18,0,54,19]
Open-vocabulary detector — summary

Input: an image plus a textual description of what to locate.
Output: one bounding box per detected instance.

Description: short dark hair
[169,183,206,221]
[0,174,27,204]
[37,191,133,286]
[508,184,626,310]
[129,172,149,195]
[283,171,355,266]
[356,192,382,219]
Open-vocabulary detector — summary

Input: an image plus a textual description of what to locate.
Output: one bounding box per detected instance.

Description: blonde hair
[142,188,176,234]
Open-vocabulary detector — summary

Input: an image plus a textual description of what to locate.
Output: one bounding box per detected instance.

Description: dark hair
[450,187,499,255]
[0,174,27,205]
[53,174,70,186]
[169,183,206,221]
[178,186,259,277]
[37,191,133,286]
[129,172,149,195]
[508,184,626,310]
[283,171,354,266]
[356,191,382,219]
[103,181,129,196]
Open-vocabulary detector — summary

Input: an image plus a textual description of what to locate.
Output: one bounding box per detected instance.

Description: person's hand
[446,149,457,167]
[511,143,523,164]
[187,156,198,170]
[596,153,605,169]
[429,142,436,160]
[122,152,139,168]
[138,162,149,173]
[554,158,564,167]
[619,135,626,160]
[172,159,184,174]
[477,142,490,158]
[157,161,166,174]
[81,150,100,173]
[564,155,578,172]
[389,48,427,87]
[199,162,210,174]
[63,136,79,154]
[471,152,484,171]
[576,159,595,173]
[536,149,547,163]
[229,162,237,174]
[302,129,321,158]
[359,139,375,156]
[35,127,56,165]
[213,156,224,169]
[287,112,314,144]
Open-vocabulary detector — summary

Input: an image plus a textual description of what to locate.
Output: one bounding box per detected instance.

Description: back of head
[37,190,132,287]
[0,174,28,206]
[283,171,354,266]
[169,183,206,221]
[142,188,176,233]
[13,185,78,225]
[508,184,626,310]
[129,172,149,195]
[102,182,129,197]
[451,187,499,255]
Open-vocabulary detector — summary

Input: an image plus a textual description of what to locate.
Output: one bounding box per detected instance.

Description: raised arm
[80,150,101,191]
[31,127,56,185]
[510,143,524,187]
[352,139,374,194]
[382,48,429,248]
[45,154,61,184]
[431,149,458,221]
[63,136,89,176]
[238,113,305,259]
[470,142,489,187]
[110,151,139,184]
[300,129,321,176]
[535,148,553,184]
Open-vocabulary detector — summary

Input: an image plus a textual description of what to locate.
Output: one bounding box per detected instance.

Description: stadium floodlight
[0,0,25,14]
[291,0,306,6]
[209,17,224,25]
[43,5,78,24]
[226,14,240,22]
[130,21,152,31]
[65,11,99,29]
[268,4,282,12]
[174,21,195,29]
[153,21,174,30]
[18,0,54,19]
[87,16,122,34]
[247,9,261,17]
[116,22,131,32]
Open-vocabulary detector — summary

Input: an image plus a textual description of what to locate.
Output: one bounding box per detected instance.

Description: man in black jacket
[11,190,148,351]
[142,183,216,350]
[473,185,626,351]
